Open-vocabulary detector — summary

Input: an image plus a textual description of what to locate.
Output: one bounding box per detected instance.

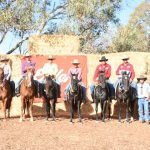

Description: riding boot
[57,84,61,98]
[15,86,20,97]
[91,94,94,103]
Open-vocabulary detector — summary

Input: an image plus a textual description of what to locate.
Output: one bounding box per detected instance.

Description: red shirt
[116,63,135,80]
[93,63,111,81]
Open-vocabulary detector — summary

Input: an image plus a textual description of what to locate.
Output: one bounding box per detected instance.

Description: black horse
[94,71,110,122]
[43,75,57,121]
[68,73,83,123]
[116,71,135,122]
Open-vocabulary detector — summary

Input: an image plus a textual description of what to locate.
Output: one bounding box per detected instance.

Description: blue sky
[0,0,146,54]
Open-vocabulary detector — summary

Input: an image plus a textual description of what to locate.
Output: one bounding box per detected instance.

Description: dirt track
[0,116,150,150]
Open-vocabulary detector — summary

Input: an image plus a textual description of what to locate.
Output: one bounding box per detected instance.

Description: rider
[114,55,137,98]
[90,56,114,103]
[64,59,86,102]
[0,57,11,81]
[15,53,36,97]
[42,55,61,98]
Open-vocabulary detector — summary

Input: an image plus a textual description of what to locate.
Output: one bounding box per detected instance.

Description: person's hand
[130,79,133,83]
[95,81,99,86]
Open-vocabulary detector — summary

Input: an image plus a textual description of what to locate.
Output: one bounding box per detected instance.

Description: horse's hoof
[19,118,23,123]
[70,121,73,124]
[30,118,34,122]
[130,117,134,122]
[96,120,99,123]
[52,118,56,121]
[118,120,122,123]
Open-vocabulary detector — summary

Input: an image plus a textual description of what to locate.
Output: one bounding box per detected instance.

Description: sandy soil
[0,115,150,150]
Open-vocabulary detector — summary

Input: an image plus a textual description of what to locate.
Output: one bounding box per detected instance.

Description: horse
[19,67,36,122]
[68,73,83,123]
[43,75,57,121]
[116,71,134,122]
[93,71,110,122]
[0,68,12,121]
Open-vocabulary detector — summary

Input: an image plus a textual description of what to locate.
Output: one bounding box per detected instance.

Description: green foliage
[58,0,122,53]
[109,1,150,52]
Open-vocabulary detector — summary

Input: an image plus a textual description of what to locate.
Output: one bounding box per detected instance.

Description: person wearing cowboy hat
[64,59,86,102]
[15,53,36,96]
[42,55,61,98]
[0,56,11,81]
[136,74,150,123]
[43,55,58,78]
[114,55,137,98]
[90,56,114,102]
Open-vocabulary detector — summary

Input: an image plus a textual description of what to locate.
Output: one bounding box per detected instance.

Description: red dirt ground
[0,116,150,150]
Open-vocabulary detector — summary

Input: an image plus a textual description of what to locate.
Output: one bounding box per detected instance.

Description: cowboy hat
[24,53,32,57]
[99,56,108,62]
[48,55,55,60]
[137,75,147,80]
[0,56,9,62]
[72,59,80,64]
[122,55,129,60]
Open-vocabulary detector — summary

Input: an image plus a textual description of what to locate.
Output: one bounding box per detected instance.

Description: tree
[57,0,122,53]
[0,0,66,54]
[109,1,150,52]
[0,0,122,54]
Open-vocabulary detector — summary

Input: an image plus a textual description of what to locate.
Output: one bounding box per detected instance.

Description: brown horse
[20,67,35,122]
[0,68,12,121]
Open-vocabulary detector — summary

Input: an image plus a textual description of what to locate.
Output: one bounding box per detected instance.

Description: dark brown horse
[0,68,12,121]
[116,71,132,122]
[43,75,57,121]
[94,71,110,122]
[68,73,83,123]
[20,67,35,122]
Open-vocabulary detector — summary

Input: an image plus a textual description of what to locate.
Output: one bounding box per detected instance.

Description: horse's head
[98,70,106,88]
[25,67,34,87]
[71,73,79,93]
[0,67,4,81]
[44,75,54,98]
[121,71,130,92]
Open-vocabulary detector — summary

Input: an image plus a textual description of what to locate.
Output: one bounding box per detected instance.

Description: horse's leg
[3,99,7,121]
[126,99,130,122]
[19,97,24,122]
[29,99,34,122]
[101,100,107,122]
[70,99,73,123]
[95,100,98,122]
[52,99,56,121]
[130,100,135,122]
[26,100,30,117]
[45,98,50,120]
[78,100,82,122]
[108,98,111,120]
[118,100,122,122]
[7,97,11,118]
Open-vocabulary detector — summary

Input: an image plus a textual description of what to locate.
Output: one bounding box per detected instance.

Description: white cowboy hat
[0,56,9,62]
[137,74,147,80]
[122,55,129,60]
[24,53,32,57]
[72,59,80,64]
[48,55,55,60]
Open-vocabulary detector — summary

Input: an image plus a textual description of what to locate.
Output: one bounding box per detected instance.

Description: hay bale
[28,35,80,55]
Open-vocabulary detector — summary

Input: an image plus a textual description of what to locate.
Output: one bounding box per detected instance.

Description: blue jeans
[64,83,86,100]
[138,98,149,121]
[90,80,115,98]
